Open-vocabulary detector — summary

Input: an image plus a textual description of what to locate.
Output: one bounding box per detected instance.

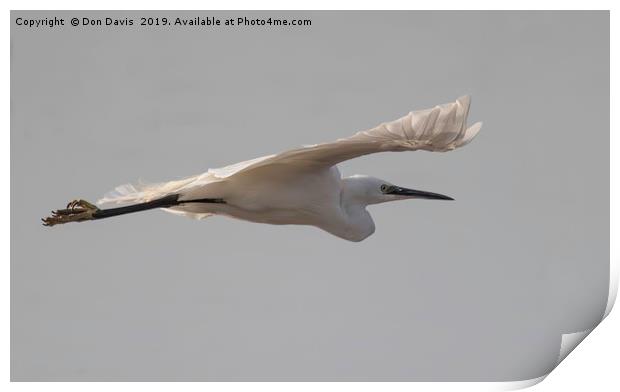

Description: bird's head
[343,175,453,206]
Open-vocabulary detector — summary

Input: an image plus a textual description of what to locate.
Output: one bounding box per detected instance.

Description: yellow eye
[380,184,388,193]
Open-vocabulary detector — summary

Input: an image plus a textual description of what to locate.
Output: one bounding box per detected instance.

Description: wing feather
[208,96,482,179]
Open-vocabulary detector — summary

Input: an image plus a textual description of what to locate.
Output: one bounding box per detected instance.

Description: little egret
[43,96,482,241]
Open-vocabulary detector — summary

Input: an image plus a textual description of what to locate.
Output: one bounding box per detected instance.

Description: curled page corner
[483,329,595,391]
[488,255,617,391]
[557,329,593,364]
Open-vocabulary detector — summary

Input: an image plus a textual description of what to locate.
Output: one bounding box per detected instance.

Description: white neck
[327,176,377,242]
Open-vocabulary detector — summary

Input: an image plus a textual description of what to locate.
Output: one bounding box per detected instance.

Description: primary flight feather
[44,96,482,242]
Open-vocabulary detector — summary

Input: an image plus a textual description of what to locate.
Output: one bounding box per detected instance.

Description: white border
[4,1,617,391]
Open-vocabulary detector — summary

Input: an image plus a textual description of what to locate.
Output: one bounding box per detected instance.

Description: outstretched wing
[99,96,482,211]
[209,96,482,179]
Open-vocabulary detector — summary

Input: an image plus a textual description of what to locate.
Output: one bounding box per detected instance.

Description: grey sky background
[11,11,609,381]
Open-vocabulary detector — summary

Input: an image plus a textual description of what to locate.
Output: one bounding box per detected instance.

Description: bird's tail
[97,176,200,206]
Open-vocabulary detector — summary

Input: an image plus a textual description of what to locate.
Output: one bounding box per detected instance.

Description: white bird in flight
[43,96,482,242]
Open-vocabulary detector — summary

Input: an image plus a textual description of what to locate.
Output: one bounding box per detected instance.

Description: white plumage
[62,96,482,241]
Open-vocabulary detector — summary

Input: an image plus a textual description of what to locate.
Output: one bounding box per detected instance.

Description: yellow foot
[42,199,100,227]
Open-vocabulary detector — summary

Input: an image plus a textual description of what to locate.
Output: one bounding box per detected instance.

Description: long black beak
[387,186,454,200]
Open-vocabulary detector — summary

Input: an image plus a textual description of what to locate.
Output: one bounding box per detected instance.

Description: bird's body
[44,96,482,242]
[171,166,374,241]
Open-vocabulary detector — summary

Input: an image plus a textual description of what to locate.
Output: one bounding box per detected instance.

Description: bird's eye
[380,184,388,193]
